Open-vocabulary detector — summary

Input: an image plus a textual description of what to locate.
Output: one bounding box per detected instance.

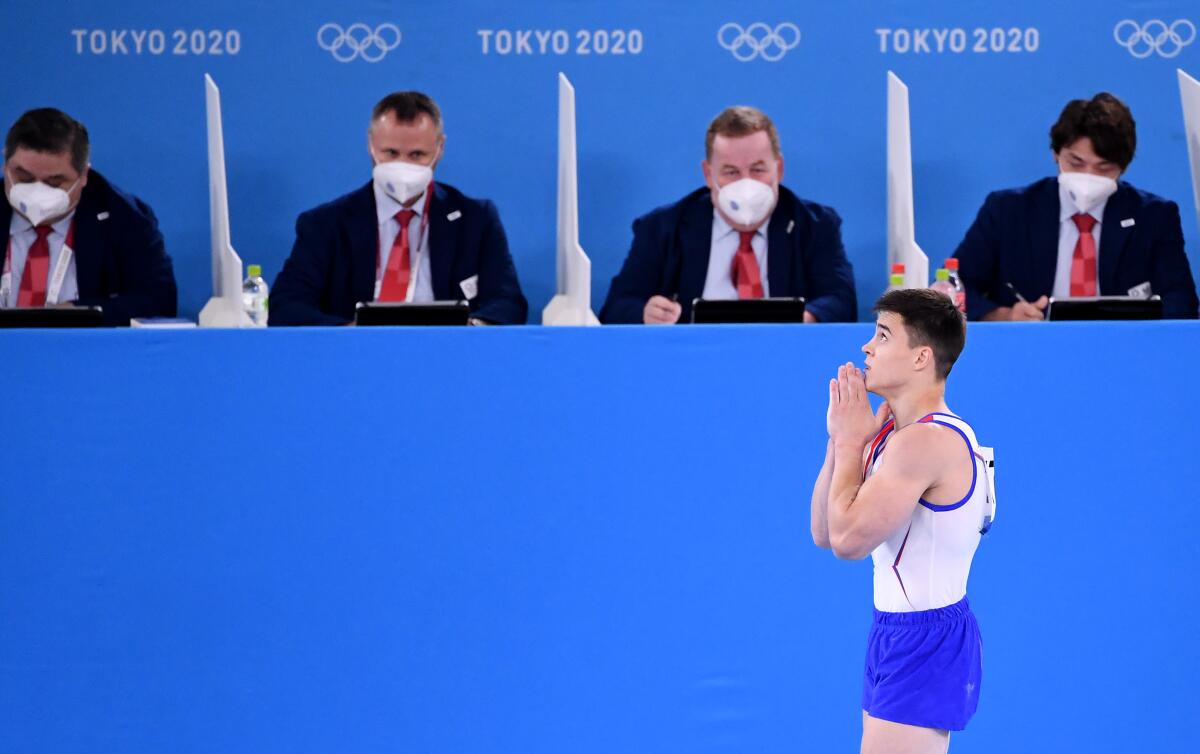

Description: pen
[1005,282,1027,304]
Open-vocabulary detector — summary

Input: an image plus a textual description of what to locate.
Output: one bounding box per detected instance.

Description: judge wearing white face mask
[600,106,857,325]
[270,91,528,326]
[952,92,1198,320]
[1,108,176,324]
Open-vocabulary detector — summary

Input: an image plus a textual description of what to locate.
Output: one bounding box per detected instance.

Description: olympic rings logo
[1113,19,1195,59]
[317,22,401,63]
[717,22,801,62]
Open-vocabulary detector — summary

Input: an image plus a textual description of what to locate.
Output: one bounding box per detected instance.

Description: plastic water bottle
[242,264,269,327]
[886,272,906,293]
[930,268,955,304]
[943,258,967,314]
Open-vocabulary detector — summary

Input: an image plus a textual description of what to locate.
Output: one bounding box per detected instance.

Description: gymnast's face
[861,312,924,392]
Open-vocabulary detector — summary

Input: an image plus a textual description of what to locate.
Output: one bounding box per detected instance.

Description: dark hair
[873,289,966,381]
[706,105,780,160]
[1049,93,1136,170]
[370,91,442,133]
[4,108,90,173]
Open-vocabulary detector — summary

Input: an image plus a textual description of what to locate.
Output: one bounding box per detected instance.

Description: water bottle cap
[247,264,262,277]
[889,274,905,285]
[944,258,959,271]
[935,268,950,281]
[891,263,906,274]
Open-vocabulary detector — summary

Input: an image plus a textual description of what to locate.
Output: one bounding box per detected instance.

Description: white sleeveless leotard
[866,412,989,613]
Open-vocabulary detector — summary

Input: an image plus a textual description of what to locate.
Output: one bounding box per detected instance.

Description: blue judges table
[1,323,1194,753]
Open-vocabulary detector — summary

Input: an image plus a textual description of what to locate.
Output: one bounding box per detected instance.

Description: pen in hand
[1005,281,1050,321]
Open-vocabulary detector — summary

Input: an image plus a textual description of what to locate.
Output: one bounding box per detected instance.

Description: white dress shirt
[373,182,433,303]
[4,210,78,307]
[1052,181,1106,298]
[703,211,770,299]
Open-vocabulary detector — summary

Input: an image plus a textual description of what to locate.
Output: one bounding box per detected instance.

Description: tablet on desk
[0,306,104,328]
[691,297,806,324]
[1046,296,1163,321]
[355,301,470,326]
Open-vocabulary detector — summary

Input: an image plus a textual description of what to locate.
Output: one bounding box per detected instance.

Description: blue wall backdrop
[3,1,1199,321]
[1,322,1196,752]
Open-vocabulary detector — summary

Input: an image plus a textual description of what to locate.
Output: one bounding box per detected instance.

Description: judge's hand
[983,296,1048,321]
[643,295,682,325]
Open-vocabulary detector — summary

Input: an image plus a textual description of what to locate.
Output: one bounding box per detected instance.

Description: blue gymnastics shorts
[861,596,982,731]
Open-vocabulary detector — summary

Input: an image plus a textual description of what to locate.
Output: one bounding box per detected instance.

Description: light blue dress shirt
[372,181,434,303]
[1053,181,1106,298]
[703,211,770,299]
[4,210,78,307]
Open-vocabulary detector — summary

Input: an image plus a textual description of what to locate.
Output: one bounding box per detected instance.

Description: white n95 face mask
[373,160,433,205]
[717,178,776,228]
[7,179,76,227]
[1058,171,1117,214]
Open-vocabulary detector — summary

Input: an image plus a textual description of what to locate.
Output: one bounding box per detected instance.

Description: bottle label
[243,293,267,313]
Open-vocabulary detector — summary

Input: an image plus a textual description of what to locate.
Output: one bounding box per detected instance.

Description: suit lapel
[72,179,104,295]
[428,184,461,300]
[766,193,795,296]
[0,201,10,261]
[347,182,378,303]
[1098,183,1134,295]
[676,190,713,305]
[1029,178,1060,297]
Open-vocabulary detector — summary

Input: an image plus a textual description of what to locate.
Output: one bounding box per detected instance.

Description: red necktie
[379,209,416,302]
[17,226,53,307]
[730,230,764,299]
[1070,213,1098,297]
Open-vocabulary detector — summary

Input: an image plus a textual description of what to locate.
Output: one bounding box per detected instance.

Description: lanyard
[1,218,76,307]
[374,182,434,301]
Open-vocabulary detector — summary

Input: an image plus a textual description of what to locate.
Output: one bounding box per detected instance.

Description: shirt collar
[712,209,770,241]
[373,180,430,225]
[9,207,76,237]
[1057,179,1106,224]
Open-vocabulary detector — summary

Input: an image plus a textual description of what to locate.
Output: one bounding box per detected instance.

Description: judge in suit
[600,105,856,325]
[2,108,177,325]
[270,91,527,326]
[952,92,1198,321]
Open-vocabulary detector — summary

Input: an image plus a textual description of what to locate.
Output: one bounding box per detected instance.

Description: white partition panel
[1179,69,1200,237]
[199,74,250,328]
[542,73,599,326]
[887,71,930,290]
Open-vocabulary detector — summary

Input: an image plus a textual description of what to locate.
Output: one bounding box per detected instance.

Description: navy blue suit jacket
[952,177,1199,320]
[1,169,176,325]
[270,182,527,325]
[599,186,857,323]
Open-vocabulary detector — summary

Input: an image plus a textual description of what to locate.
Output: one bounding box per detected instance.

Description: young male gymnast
[811,288,994,754]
